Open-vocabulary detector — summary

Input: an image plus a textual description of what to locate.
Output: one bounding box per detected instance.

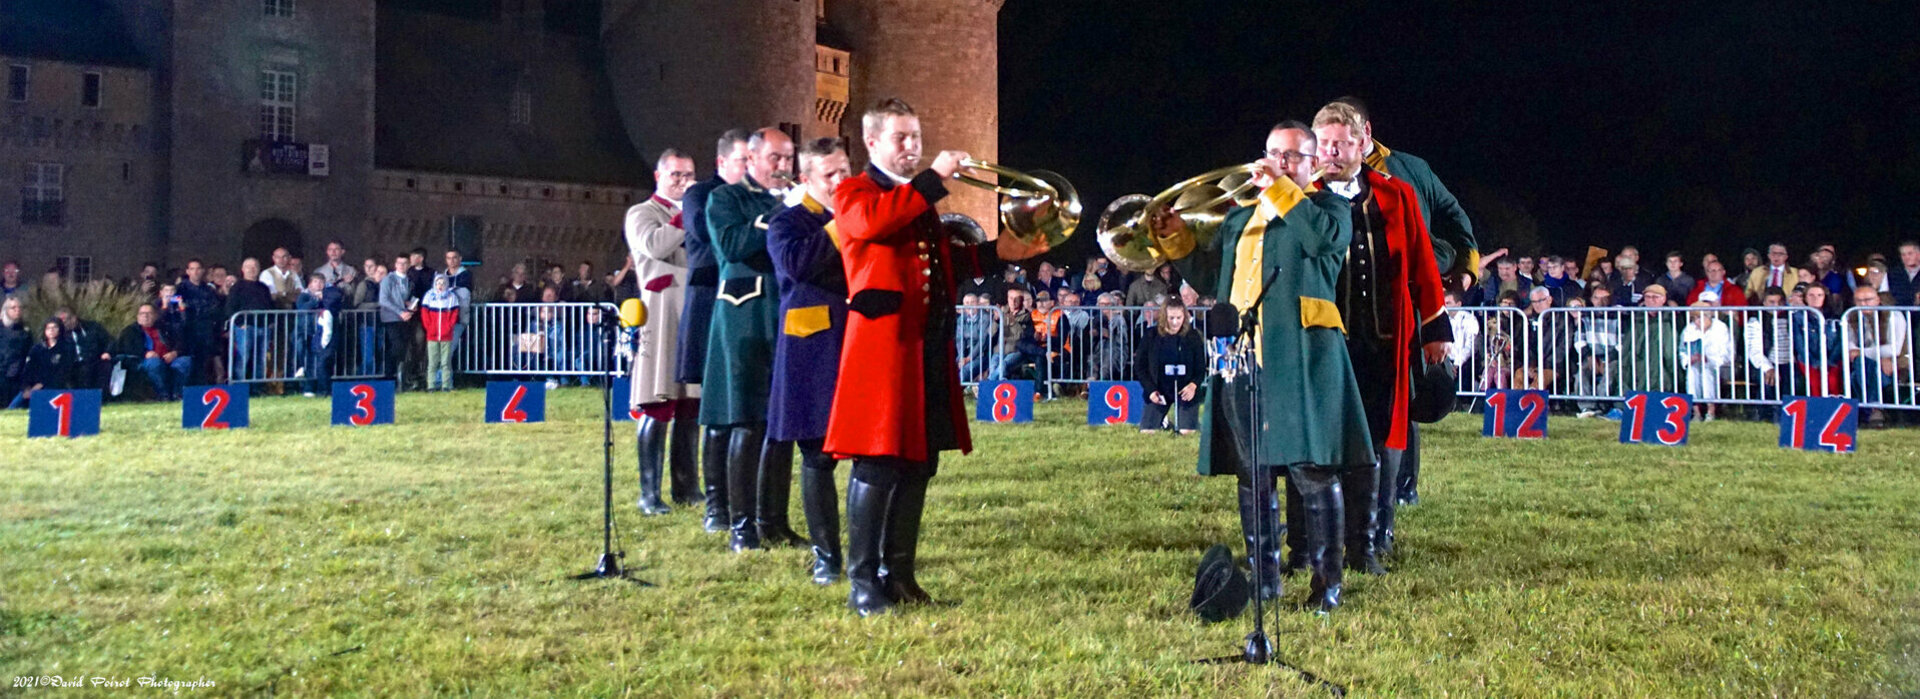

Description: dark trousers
[383,321,412,385]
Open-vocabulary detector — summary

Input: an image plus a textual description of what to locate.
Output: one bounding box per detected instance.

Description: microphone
[1205,302,1240,338]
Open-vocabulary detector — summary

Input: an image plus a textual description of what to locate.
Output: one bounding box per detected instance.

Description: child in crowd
[421,273,461,391]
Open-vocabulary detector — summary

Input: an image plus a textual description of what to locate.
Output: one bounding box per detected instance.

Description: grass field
[3,389,1918,697]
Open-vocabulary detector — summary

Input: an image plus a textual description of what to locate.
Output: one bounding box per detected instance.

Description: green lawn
[2,390,1918,697]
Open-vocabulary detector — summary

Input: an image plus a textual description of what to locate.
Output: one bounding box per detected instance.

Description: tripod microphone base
[572,552,653,585]
[1242,631,1272,665]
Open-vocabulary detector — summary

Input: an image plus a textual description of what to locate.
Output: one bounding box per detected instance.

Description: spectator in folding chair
[1088,291,1133,381]
[8,320,71,409]
[1680,301,1733,421]
[993,288,1042,382]
[1846,285,1910,428]
[954,293,999,384]
[1572,290,1622,417]
[1743,287,1793,409]
[1620,284,1680,399]
[1789,283,1844,397]
[115,304,191,401]
[54,308,113,392]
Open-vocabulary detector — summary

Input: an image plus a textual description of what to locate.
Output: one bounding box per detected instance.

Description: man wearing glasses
[1313,101,1452,587]
[625,148,703,518]
[1155,120,1376,613]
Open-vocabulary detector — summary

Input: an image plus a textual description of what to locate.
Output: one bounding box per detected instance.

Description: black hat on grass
[1409,357,1459,424]
[1189,544,1250,623]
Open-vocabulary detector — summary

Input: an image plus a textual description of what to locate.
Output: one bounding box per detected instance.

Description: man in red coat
[1312,101,1452,580]
[826,98,975,616]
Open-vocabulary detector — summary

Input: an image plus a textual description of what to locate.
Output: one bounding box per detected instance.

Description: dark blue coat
[676,174,725,384]
[767,196,847,442]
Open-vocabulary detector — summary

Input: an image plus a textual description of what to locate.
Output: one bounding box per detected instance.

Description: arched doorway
[241,218,303,265]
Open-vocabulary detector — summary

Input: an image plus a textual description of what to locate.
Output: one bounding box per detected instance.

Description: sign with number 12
[1482,389,1548,439]
[28,389,101,438]
[974,380,1034,423]
[1779,396,1857,453]
[1619,391,1691,446]
[485,381,546,424]
[331,380,394,426]
[1087,381,1143,425]
[183,385,250,430]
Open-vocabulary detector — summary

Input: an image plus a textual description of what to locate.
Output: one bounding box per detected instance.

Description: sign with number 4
[1482,389,1548,439]
[183,385,250,430]
[486,381,546,424]
[974,380,1034,424]
[331,380,395,426]
[1619,391,1691,446]
[1779,396,1857,453]
[1087,381,1143,426]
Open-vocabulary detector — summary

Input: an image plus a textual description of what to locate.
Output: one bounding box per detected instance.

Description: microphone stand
[573,307,651,586]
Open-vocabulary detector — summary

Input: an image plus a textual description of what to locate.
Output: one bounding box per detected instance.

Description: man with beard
[679,128,751,533]
[1312,101,1452,580]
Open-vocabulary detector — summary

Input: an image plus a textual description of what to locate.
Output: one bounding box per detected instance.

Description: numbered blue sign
[331,380,394,427]
[1779,396,1858,453]
[610,379,642,422]
[485,381,547,424]
[974,380,1034,424]
[27,389,101,439]
[1481,389,1548,439]
[1088,381,1144,426]
[1619,391,1691,446]
[183,385,250,430]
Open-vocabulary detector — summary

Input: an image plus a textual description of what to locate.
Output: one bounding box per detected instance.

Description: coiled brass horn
[951,158,1082,260]
[1096,163,1270,273]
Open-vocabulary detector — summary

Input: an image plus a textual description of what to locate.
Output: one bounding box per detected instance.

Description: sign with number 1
[1087,381,1143,425]
[1481,389,1548,439]
[974,380,1034,423]
[183,385,250,430]
[1619,391,1691,446]
[331,380,394,426]
[485,381,546,424]
[28,389,101,438]
[1779,396,1857,453]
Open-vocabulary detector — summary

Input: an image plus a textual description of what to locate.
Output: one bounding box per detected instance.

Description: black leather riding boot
[1291,465,1345,613]
[756,438,807,548]
[635,415,671,515]
[1341,462,1385,575]
[700,426,730,533]
[799,444,842,585]
[725,424,764,552]
[1235,476,1282,601]
[1283,474,1309,574]
[668,412,702,506]
[1375,448,1403,557]
[1397,423,1421,506]
[844,470,894,616]
[881,471,933,605]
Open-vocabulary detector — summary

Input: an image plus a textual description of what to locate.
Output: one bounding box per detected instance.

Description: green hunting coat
[699,175,784,427]
[1172,180,1377,475]
[1367,142,1477,279]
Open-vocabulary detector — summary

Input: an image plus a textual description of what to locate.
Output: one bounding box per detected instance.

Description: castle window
[7,65,27,102]
[259,69,297,141]
[20,162,65,227]
[263,0,294,18]
[82,72,102,108]
[56,255,92,283]
[510,76,533,127]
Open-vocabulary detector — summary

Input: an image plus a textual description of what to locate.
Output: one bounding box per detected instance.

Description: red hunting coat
[1327,169,1448,450]
[825,165,973,463]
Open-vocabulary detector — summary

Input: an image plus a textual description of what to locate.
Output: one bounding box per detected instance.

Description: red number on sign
[1782,399,1807,449]
[50,392,73,437]
[1655,396,1688,444]
[1103,385,1130,425]
[350,384,377,425]
[1625,393,1648,442]
[502,385,529,423]
[1517,392,1546,438]
[1819,403,1854,452]
[202,387,231,430]
[1487,391,1508,434]
[991,383,1017,422]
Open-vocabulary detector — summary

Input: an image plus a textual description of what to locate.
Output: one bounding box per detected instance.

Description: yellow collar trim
[1365,141,1393,174]
[801,192,826,215]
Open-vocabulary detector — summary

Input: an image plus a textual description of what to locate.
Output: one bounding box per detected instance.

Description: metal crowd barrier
[225,309,384,384]
[1840,306,1918,410]
[953,304,1008,387]
[1440,307,1527,397]
[457,302,624,377]
[1529,306,1833,408]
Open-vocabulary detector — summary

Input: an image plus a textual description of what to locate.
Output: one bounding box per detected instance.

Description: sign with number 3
[331,380,395,427]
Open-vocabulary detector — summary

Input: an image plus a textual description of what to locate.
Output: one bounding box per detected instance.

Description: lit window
[263,0,294,18]
[21,162,65,226]
[259,69,297,141]
[7,65,27,102]
[82,72,101,107]
[510,79,532,127]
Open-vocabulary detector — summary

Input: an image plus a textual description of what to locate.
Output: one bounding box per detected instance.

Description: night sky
[998,1,1919,268]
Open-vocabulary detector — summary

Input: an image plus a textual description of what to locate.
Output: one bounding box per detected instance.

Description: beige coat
[625,195,697,405]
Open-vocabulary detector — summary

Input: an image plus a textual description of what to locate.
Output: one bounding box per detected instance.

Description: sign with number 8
[973,380,1034,423]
